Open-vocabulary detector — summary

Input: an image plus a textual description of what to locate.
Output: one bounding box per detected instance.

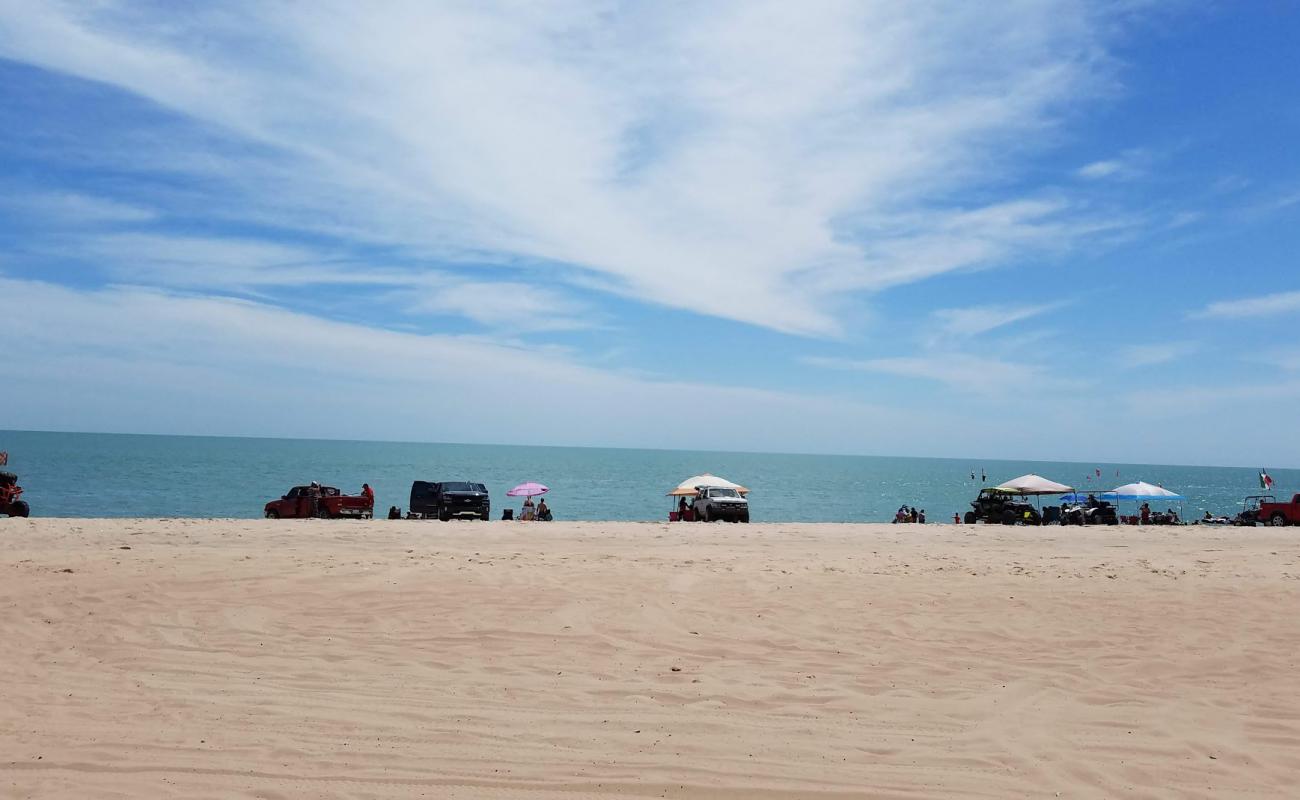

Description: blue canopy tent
[1063,482,1184,523]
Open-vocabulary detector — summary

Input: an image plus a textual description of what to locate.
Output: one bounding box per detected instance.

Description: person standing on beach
[919,509,926,524]
[678,496,688,520]
[361,483,375,502]
[307,481,322,518]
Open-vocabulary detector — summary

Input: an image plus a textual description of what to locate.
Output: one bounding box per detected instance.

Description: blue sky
[2,1,1298,466]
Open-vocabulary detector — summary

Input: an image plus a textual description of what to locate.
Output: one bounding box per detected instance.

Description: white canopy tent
[667,473,750,497]
[995,474,1074,495]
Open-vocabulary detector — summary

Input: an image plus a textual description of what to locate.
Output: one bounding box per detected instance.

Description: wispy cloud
[0,1,1126,336]
[804,353,1057,396]
[1075,149,1150,181]
[1193,290,1300,320]
[2,275,938,453]
[929,301,1067,339]
[1116,341,1196,368]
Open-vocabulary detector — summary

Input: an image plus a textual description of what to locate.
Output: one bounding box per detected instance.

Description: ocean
[0,430,1292,522]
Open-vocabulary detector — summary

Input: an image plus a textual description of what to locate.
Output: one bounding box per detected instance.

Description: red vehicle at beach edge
[1257,494,1300,527]
[264,485,373,519]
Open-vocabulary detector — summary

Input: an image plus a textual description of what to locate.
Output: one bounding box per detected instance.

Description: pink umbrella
[506,482,549,497]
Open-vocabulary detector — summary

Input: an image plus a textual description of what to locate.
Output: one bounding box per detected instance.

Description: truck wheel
[740,513,750,523]
[10,500,29,518]
[1001,510,1015,526]
[438,509,451,522]
[266,509,279,519]
[480,511,489,521]
[1271,513,1288,527]
[963,511,976,525]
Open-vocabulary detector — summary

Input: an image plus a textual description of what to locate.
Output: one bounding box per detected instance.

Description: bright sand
[2,519,1298,798]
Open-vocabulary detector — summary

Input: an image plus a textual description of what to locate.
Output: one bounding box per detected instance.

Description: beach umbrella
[995,474,1074,495]
[667,473,750,496]
[1110,481,1183,500]
[506,482,549,497]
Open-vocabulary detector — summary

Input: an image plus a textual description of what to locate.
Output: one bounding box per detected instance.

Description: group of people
[1139,502,1180,525]
[517,495,552,521]
[893,505,925,524]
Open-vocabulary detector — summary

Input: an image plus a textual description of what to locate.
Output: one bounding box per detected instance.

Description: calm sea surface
[1,430,1293,522]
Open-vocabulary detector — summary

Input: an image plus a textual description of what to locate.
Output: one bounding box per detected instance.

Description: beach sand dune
[2,519,1298,798]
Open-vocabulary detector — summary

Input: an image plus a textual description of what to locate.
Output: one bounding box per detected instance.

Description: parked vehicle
[1257,493,1300,527]
[264,485,373,519]
[964,488,1040,525]
[692,486,750,523]
[1234,495,1274,526]
[1060,500,1119,526]
[409,481,490,521]
[0,471,29,518]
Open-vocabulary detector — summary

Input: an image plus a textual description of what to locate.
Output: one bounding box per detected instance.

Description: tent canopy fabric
[668,473,750,497]
[1060,492,1118,503]
[994,474,1074,495]
[1111,481,1183,501]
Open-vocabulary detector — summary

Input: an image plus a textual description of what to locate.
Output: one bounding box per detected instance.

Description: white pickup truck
[692,486,750,523]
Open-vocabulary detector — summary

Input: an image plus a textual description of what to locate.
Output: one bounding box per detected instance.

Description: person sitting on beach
[387,505,401,520]
[537,498,551,522]
[918,509,926,524]
[520,496,536,521]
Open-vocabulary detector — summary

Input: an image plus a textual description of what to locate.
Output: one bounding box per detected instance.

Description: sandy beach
[2,519,1298,798]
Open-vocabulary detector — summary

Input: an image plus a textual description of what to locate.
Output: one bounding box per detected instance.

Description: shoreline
[4,519,1298,798]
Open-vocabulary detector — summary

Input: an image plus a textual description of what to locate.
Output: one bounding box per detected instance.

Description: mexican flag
[1260,469,1274,490]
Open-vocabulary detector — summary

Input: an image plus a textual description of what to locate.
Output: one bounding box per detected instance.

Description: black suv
[965,488,1041,525]
[409,481,490,521]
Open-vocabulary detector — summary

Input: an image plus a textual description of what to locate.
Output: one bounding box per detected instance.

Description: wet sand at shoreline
[3,518,1298,798]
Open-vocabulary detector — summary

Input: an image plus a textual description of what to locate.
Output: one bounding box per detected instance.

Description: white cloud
[1127,380,1300,417]
[1,275,934,452]
[1077,160,1123,179]
[1075,148,1150,181]
[27,232,593,332]
[0,189,156,224]
[1116,341,1196,368]
[929,301,1066,338]
[804,353,1052,395]
[0,1,1124,335]
[1194,290,1300,320]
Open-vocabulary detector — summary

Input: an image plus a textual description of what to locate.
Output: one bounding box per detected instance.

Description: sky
[2,1,1299,467]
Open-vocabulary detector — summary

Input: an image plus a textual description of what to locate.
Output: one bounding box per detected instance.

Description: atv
[964,488,1041,525]
[0,471,30,518]
[1060,500,1118,526]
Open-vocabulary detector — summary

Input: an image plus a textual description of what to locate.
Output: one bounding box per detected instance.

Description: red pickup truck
[264,485,373,519]
[1257,494,1300,527]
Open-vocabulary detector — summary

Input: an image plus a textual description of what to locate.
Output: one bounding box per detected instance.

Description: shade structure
[668,473,749,497]
[506,482,549,497]
[995,474,1074,495]
[1111,481,1183,501]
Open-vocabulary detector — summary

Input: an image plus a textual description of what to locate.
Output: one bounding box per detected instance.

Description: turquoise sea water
[1,430,1293,522]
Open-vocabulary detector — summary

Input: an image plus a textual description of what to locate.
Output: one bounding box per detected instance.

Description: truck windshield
[441,482,477,493]
[709,488,739,498]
